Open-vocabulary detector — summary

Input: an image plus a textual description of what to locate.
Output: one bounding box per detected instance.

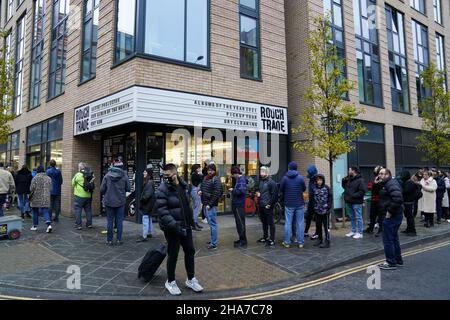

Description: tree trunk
[329,159,337,230]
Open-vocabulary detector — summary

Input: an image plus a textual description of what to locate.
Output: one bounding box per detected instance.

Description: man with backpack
[72,162,95,230]
[101,157,130,245]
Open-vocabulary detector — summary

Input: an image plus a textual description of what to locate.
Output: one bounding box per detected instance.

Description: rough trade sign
[260,106,287,134]
[75,106,90,135]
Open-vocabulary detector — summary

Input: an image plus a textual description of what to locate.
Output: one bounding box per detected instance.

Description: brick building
[286,0,450,210]
[0,0,289,217]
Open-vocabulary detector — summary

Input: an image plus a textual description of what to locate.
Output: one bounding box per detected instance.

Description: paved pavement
[0,207,449,299]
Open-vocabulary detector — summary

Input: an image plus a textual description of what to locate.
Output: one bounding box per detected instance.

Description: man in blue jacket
[229,166,248,248]
[280,162,307,248]
[46,160,63,222]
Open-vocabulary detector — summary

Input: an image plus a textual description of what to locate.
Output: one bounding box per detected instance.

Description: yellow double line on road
[221,240,450,300]
[0,294,40,300]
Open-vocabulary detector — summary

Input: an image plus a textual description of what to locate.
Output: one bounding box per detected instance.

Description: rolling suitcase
[138,244,167,282]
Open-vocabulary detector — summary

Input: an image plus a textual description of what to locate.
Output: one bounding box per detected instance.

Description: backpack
[81,169,95,193]
[138,244,167,282]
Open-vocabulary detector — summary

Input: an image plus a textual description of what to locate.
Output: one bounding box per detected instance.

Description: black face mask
[164,175,177,185]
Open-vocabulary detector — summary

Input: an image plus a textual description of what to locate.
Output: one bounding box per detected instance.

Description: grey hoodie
[100,167,131,208]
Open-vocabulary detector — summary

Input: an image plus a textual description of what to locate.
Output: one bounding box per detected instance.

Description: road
[1,241,449,300]
[235,241,450,300]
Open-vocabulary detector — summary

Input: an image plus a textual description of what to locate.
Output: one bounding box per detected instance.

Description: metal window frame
[354,0,383,107]
[239,0,261,80]
[13,13,26,116]
[29,0,46,110]
[47,0,69,100]
[386,5,411,113]
[80,0,100,83]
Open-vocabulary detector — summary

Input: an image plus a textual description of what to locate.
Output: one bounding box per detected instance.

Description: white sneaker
[447,219,450,223]
[202,219,208,224]
[185,277,204,293]
[353,233,363,239]
[345,232,355,237]
[30,226,37,231]
[165,280,182,296]
[46,225,52,233]
[375,223,379,229]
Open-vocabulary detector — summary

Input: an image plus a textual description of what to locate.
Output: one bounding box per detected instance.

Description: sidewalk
[0,208,449,299]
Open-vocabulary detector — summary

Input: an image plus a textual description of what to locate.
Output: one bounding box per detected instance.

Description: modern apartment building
[0,0,289,217]
[286,0,450,210]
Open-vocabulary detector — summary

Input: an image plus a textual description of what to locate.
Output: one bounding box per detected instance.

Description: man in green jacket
[72,162,94,230]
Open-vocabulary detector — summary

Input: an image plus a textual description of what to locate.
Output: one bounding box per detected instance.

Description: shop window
[26,115,64,169]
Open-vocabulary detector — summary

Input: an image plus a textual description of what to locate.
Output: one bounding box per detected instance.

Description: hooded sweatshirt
[313,174,333,215]
[280,169,307,208]
[100,167,131,208]
[307,165,318,206]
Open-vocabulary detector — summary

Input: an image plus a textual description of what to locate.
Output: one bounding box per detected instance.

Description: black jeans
[436,197,443,221]
[315,213,330,242]
[304,202,315,234]
[404,203,416,233]
[164,229,195,283]
[232,205,247,244]
[368,201,379,231]
[50,195,61,220]
[259,206,275,241]
[413,200,419,218]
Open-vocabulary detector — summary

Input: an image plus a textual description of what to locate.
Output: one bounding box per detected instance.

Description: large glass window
[324,0,347,91]
[48,0,70,99]
[348,122,386,182]
[26,116,64,169]
[434,0,442,24]
[386,5,410,113]
[115,0,135,62]
[7,0,14,20]
[412,20,430,104]
[6,132,20,170]
[115,0,209,67]
[240,0,260,79]
[410,0,426,15]
[354,0,382,107]
[81,0,99,82]
[144,0,208,66]
[13,15,26,116]
[30,0,46,109]
[436,33,446,89]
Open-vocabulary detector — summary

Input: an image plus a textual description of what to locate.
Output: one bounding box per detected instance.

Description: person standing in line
[416,169,425,221]
[29,166,53,233]
[304,165,319,239]
[377,168,404,270]
[137,168,155,242]
[433,169,446,224]
[312,174,332,248]
[442,172,450,222]
[365,166,383,234]
[72,162,94,230]
[46,160,63,222]
[200,163,223,250]
[0,163,15,217]
[280,161,307,249]
[411,172,423,219]
[15,165,33,220]
[342,166,368,239]
[398,170,419,236]
[420,170,438,228]
[229,166,248,248]
[256,166,278,247]
[190,164,203,231]
[155,163,203,296]
[100,157,130,245]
